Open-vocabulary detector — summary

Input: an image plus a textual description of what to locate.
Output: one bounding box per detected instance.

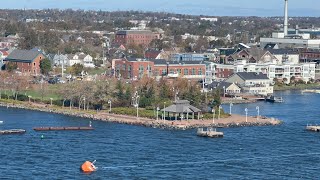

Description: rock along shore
[0,102,282,130]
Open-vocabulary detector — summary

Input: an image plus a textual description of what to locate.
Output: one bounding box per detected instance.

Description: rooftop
[5,49,43,63]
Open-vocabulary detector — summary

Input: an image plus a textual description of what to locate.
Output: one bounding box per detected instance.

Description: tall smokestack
[284,0,288,36]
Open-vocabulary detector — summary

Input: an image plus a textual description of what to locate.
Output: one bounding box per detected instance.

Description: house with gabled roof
[207,81,241,95]
[4,49,45,75]
[225,72,273,95]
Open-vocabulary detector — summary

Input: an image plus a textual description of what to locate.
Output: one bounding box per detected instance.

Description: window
[198,68,203,75]
[154,70,159,76]
[169,69,174,74]
[28,63,30,66]
[162,69,167,75]
[184,69,188,75]
[192,68,196,75]
[177,69,181,74]
[34,63,36,66]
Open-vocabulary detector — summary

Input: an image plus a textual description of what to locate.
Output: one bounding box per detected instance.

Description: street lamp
[256,106,260,120]
[245,108,248,123]
[218,105,222,119]
[163,102,166,121]
[50,98,53,106]
[83,97,86,110]
[132,91,140,118]
[108,100,112,113]
[156,107,160,121]
[212,108,215,124]
[28,95,32,103]
[229,103,233,115]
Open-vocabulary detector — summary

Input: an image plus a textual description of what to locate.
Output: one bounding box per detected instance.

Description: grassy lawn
[23,90,61,101]
[274,83,320,91]
[86,68,107,75]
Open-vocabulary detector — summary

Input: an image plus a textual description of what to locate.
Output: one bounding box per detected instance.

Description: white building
[225,72,273,95]
[200,17,218,22]
[234,60,316,83]
[53,54,69,66]
[66,53,94,68]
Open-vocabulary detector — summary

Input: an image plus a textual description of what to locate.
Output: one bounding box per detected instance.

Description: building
[260,0,320,49]
[113,58,206,80]
[52,54,69,66]
[207,81,241,95]
[113,58,153,79]
[145,49,162,59]
[161,100,202,120]
[225,72,273,95]
[114,30,159,46]
[4,49,45,75]
[66,53,94,68]
[152,59,206,80]
[268,49,299,64]
[171,53,207,62]
[205,62,234,84]
[234,60,316,83]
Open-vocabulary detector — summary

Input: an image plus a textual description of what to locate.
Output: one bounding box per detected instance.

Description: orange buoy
[81,160,97,173]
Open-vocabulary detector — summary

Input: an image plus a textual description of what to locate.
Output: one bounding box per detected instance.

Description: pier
[197,127,223,138]
[306,125,320,132]
[0,129,26,135]
[33,127,94,131]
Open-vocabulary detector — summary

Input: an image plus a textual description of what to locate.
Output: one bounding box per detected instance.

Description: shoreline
[0,101,282,130]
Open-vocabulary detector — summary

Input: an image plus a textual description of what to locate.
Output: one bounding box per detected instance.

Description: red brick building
[300,51,320,63]
[4,49,45,75]
[114,58,154,79]
[113,58,206,80]
[114,30,159,46]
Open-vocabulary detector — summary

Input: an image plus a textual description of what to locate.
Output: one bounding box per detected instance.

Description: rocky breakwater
[0,102,282,130]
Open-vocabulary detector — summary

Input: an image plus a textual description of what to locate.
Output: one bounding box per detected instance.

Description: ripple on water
[1,91,320,179]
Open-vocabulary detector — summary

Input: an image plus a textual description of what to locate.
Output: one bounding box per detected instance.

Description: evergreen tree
[211,89,221,108]
[124,85,132,107]
[40,58,52,75]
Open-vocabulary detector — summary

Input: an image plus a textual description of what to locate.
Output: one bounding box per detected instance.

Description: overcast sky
[1,0,320,16]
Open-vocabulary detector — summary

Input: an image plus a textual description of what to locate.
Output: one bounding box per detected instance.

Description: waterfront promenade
[0,101,281,130]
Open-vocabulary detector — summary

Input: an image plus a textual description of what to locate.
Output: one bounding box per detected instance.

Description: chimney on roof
[284,0,289,36]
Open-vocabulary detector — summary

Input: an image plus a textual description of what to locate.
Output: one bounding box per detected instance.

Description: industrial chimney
[284,0,288,36]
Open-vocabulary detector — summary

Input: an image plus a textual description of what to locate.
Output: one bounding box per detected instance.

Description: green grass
[274,83,320,91]
[23,90,61,101]
[86,68,107,75]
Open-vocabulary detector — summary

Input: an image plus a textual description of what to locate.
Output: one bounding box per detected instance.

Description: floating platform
[306,125,320,132]
[197,127,223,138]
[33,127,94,131]
[301,89,320,94]
[0,129,26,135]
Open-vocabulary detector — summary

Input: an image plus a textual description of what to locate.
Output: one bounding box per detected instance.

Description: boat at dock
[197,127,223,138]
[265,95,284,103]
[33,126,94,131]
[0,129,26,135]
[306,125,320,132]
[301,89,320,94]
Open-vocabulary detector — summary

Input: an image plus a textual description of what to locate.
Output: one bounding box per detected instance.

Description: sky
[1,0,320,17]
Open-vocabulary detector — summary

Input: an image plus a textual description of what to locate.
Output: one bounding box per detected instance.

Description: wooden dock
[306,125,320,132]
[33,127,94,131]
[0,129,26,135]
[197,127,223,138]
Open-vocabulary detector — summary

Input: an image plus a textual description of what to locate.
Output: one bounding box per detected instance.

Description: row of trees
[55,77,221,112]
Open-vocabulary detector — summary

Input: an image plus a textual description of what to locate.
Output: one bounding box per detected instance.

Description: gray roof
[5,49,43,63]
[268,49,299,55]
[116,30,154,35]
[162,100,201,113]
[151,59,205,65]
[237,72,269,80]
[208,81,233,91]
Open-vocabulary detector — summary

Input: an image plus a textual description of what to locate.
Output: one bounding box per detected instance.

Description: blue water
[1,90,320,179]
